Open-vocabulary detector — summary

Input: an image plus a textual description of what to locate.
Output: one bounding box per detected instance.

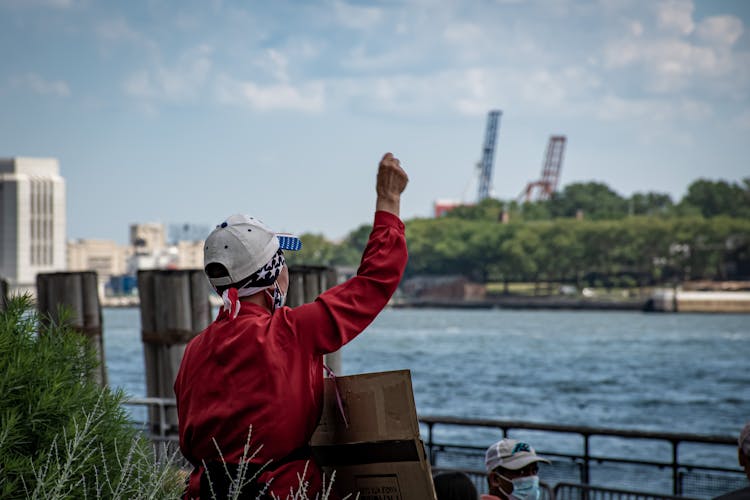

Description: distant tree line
[286,178,750,287]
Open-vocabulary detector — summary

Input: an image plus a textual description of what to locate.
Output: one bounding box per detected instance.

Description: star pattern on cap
[244,249,285,287]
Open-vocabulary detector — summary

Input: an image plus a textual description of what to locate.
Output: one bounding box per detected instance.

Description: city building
[130,222,166,256]
[128,222,174,273]
[434,199,464,218]
[174,240,204,269]
[0,157,66,295]
[66,231,205,305]
[67,239,132,296]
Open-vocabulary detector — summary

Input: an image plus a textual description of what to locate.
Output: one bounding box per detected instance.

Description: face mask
[266,281,286,310]
[498,474,541,500]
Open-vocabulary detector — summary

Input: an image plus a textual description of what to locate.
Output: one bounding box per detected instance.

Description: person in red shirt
[174,152,408,499]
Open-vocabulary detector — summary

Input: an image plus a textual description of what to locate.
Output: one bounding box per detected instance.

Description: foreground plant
[196,426,348,500]
[0,295,184,499]
[0,296,349,499]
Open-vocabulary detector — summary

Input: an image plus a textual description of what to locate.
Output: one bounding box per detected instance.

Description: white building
[0,157,66,294]
[127,222,204,271]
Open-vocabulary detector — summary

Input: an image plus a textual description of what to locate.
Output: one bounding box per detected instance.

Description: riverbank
[101,289,750,312]
[393,290,750,312]
[391,295,645,310]
[644,289,750,313]
[101,294,224,308]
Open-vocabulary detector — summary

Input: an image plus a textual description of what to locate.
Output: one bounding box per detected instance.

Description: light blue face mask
[266,281,286,310]
[498,474,541,500]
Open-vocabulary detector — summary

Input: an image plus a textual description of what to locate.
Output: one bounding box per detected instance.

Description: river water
[103,307,749,494]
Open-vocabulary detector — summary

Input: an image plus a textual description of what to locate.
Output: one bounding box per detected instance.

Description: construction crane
[519,135,566,203]
[476,109,502,202]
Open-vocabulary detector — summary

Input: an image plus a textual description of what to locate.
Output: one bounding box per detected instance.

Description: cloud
[312,62,595,119]
[592,94,712,123]
[331,0,383,30]
[656,0,695,35]
[454,68,494,115]
[110,0,746,127]
[124,45,212,102]
[215,75,325,112]
[317,71,476,116]
[95,16,156,50]
[696,15,743,46]
[0,0,73,8]
[601,4,746,95]
[443,22,483,44]
[629,20,644,37]
[257,49,291,83]
[211,45,326,112]
[9,73,70,97]
[607,37,738,92]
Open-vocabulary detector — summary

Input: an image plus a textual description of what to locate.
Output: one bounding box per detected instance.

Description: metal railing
[553,482,702,500]
[125,397,183,464]
[123,399,745,499]
[419,415,744,499]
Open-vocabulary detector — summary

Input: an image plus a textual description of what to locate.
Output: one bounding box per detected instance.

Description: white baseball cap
[204,214,301,289]
[485,438,551,472]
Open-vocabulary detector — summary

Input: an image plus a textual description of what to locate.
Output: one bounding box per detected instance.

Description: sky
[1,0,748,245]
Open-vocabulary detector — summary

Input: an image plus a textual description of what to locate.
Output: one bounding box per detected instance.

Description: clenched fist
[376,152,408,216]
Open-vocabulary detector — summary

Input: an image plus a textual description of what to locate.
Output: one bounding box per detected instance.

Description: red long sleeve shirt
[174,211,407,499]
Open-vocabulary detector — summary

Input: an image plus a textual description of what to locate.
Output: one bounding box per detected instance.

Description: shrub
[0,295,184,499]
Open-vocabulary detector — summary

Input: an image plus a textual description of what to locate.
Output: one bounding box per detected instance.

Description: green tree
[499,224,540,286]
[628,192,674,216]
[622,217,672,285]
[443,198,505,221]
[543,220,585,287]
[287,233,338,266]
[679,178,750,218]
[547,182,629,220]
[327,223,377,268]
[517,201,552,221]
[405,218,480,278]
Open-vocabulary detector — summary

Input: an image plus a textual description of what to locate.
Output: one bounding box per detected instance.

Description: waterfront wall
[648,289,750,313]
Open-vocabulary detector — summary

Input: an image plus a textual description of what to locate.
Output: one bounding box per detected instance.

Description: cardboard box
[311,370,437,500]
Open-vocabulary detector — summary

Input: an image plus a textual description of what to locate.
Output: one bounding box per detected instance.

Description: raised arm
[284,152,409,354]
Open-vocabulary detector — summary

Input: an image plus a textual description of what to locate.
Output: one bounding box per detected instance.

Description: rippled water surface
[104,307,749,490]
[105,308,749,433]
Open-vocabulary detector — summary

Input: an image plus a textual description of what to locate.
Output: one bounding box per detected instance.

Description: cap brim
[502,455,551,470]
[277,234,302,251]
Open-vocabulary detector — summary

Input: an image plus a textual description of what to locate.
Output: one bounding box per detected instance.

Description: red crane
[519,135,566,203]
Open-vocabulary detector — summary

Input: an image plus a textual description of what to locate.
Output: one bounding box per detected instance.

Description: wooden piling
[137,269,211,435]
[287,265,342,374]
[35,271,107,386]
[1,277,8,312]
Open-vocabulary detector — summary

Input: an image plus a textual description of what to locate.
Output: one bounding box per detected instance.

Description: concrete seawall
[394,290,750,313]
[88,290,750,313]
[392,296,645,310]
[645,289,750,313]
